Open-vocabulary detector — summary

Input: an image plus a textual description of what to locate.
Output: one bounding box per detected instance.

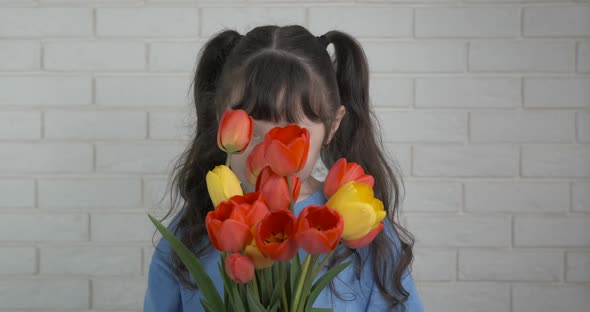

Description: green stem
[292,254,312,312]
[286,175,294,212]
[310,248,336,281]
[251,271,260,303]
[225,152,232,167]
[279,262,289,312]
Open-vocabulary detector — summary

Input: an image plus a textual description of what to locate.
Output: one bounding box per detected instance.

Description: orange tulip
[255,210,298,261]
[225,253,255,284]
[263,125,310,176]
[231,192,270,232]
[255,166,301,212]
[205,199,251,252]
[217,109,254,154]
[245,141,268,185]
[294,205,343,255]
[323,158,374,198]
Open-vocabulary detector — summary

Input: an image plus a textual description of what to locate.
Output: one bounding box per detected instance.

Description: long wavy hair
[152,25,416,311]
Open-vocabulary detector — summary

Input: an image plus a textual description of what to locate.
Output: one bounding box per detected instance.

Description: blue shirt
[144,190,424,312]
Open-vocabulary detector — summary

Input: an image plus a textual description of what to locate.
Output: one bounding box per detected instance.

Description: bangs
[227,51,327,124]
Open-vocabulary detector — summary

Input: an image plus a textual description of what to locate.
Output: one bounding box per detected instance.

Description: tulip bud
[206,165,243,207]
[217,109,254,154]
[263,125,310,176]
[323,158,374,198]
[225,253,255,284]
[325,181,386,242]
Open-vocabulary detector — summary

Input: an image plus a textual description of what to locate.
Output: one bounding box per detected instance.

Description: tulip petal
[343,222,384,249]
[206,170,226,207]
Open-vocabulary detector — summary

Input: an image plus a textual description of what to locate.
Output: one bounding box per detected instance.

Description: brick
[0,76,92,106]
[201,7,305,37]
[416,7,520,37]
[573,182,590,212]
[522,145,590,177]
[513,285,590,312]
[309,7,411,38]
[0,213,88,242]
[93,277,146,309]
[413,145,519,177]
[401,181,462,212]
[0,111,41,139]
[41,246,141,275]
[96,8,198,37]
[0,41,40,70]
[465,181,569,213]
[412,249,456,281]
[0,279,89,309]
[44,41,146,71]
[143,177,171,214]
[363,41,466,72]
[384,143,411,176]
[578,41,590,72]
[566,251,590,282]
[149,111,192,140]
[469,40,574,72]
[95,76,191,107]
[524,78,590,108]
[91,213,157,242]
[45,110,147,139]
[524,6,590,37]
[419,283,510,312]
[0,179,35,208]
[0,8,92,37]
[515,216,590,247]
[149,42,202,72]
[370,77,412,108]
[38,178,142,209]
[415,77,521,108]
[377,111,466,143]
[96,142,185,173]
[459,249,562,281]
[577,111,590,142]
[471,110,574,143]
[0,143,93,173]
[0,247,36,274]
[405,215,510,247]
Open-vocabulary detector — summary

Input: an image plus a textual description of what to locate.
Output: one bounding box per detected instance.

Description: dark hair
[152,25,415,311]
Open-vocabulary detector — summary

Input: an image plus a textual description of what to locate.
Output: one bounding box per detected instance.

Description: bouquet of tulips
[148,109,386,312]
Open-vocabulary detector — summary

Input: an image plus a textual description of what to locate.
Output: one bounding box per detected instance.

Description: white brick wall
[0,1,588,312]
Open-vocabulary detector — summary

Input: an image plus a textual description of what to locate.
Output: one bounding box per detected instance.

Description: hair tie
[317,35,329,48]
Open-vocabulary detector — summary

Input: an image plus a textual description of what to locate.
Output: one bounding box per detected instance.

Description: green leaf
[246,284,268,312]
[310,309,333,312]
[147,214,224,311]
[304,261,351,312]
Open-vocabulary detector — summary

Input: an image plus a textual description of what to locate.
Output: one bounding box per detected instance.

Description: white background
[0,0,589,311]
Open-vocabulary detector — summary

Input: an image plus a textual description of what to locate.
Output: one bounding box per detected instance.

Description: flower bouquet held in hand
[147,109,387,312]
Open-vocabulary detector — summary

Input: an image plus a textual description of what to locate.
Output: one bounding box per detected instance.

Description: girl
[144,25,424,312]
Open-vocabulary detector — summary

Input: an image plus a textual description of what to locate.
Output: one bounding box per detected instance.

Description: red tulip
[255,210,298,261]
[205,200,251,252]
[323,158,375,198]
[231,192,270,232]
[263,125,310,176]
[245,141,269,185]
[255,166,300,212]
[343,222,384,249]
[294,205,344,255]
[217,109,254,154]
[225,253,255,284]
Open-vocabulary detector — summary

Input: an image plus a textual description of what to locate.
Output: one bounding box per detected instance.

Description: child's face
[229,116,326,195]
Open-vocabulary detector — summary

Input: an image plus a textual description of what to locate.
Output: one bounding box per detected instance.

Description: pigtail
[322,31,415,311]
[152,29,244,291]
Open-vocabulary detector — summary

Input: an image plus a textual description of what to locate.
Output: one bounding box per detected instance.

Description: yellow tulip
[206,165,243,207]
[325,181,386,241]
[244,240,274,269]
